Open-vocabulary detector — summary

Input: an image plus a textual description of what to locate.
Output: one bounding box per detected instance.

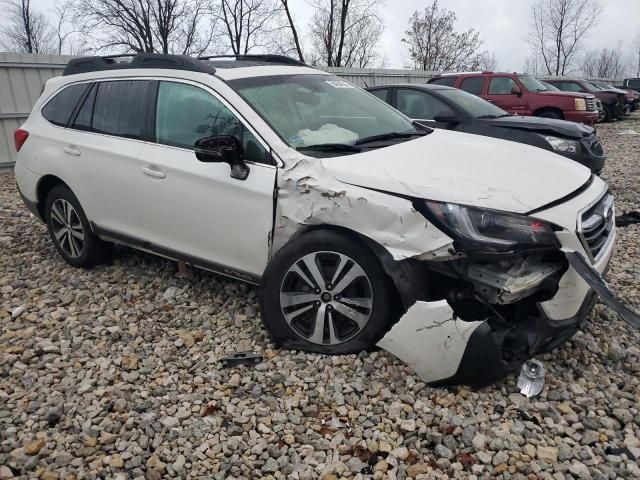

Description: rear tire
[45,185,111,268]
[260,230,395,354]
[603,105,613,122]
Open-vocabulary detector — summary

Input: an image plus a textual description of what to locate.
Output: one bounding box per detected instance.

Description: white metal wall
[0,52,73,166]
[323,67,436,87]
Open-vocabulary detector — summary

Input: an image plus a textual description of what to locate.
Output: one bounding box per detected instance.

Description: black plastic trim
[18,187,43,222]
[198,54,306,66]
[92,224,261,285]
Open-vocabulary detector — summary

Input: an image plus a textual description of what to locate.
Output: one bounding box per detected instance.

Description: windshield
[541,81,559,91]
[517,75,549,92]
[229,74,417,150]
[588,82,604,91]
[438,88,509,118]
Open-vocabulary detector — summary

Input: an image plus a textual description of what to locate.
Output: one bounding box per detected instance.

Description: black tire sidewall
[45,185,101,268]
[260,230,394,355]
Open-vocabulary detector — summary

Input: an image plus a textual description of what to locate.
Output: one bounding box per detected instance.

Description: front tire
[45,185,110,268]
[260,230,394,354]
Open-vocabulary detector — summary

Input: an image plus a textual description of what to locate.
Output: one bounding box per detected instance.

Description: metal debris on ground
[517,359,545,398]
[219,351,263,368]
[616,211,640,227]
[320,417,352,434]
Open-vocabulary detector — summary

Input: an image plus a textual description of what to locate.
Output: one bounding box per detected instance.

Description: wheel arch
[533,106,564,118]
[36,175,69,220]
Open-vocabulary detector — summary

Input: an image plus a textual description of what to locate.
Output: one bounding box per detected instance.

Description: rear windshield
[429,77,457,87]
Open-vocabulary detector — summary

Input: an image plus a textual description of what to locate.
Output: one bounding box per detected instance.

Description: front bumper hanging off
[377,251,640,389]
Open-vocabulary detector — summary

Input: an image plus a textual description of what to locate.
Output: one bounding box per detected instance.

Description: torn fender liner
[377,300,483,384]
[567,251,640,329]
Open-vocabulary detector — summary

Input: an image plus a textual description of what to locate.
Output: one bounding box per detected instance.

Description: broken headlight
[423,201,560,252]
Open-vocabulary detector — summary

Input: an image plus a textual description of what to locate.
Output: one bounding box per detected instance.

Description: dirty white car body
[15,54,631,387]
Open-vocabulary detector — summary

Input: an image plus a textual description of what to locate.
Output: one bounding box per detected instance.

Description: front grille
[578,191,614,261]
[586,97,597,111]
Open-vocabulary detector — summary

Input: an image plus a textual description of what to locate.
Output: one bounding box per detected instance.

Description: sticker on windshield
[326,80,355,89]
[288,135,305,147]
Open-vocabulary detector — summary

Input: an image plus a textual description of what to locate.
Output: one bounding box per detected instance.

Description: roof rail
[198,54,306,66]
[63,53,216,76]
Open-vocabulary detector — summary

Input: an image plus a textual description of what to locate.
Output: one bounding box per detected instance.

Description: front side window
[396,89,454,120]
[369,88,389,102]
[155,81,268,163]
[488,77,517,95]
[41,84,88,127]
[459,77,484,95]
[229,74,416,149]
[92,80,151,139]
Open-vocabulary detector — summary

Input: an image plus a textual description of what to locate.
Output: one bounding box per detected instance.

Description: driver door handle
[142,166,166,179]
[63,145,81,156]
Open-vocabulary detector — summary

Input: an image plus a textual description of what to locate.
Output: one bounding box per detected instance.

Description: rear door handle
[142,166,166,179]
[63,145,81,156]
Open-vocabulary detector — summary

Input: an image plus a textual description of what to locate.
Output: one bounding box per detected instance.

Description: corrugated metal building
[0,53,73,168]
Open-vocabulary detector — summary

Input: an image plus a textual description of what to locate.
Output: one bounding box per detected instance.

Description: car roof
[367,83,456,91]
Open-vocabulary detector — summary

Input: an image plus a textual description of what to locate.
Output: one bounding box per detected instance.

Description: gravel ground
[1,114,640,480]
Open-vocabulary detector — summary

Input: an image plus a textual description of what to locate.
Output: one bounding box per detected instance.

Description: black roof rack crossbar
[198,54,306,66]
[63,53,216,76]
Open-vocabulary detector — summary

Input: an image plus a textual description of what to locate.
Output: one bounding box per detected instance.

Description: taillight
[14,129,29,152]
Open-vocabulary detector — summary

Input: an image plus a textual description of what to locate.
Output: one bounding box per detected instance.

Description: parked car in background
[545,78,625,122]
[589,81,636,114]
[367,83,605,173]
[428,72,599,126]
[622,78,640,92]
[540,80,605,121]
[14,53,632,387]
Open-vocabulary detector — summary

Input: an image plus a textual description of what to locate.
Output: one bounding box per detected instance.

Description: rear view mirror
[194,135,249,180]
[433,113,459,125]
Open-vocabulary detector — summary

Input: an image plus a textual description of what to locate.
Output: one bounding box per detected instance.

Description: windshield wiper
[477,113,511,119]
[355,130,430,145]
[296,143,362,153]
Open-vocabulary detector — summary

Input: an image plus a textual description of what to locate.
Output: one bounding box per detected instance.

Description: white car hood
[320,129,591,214]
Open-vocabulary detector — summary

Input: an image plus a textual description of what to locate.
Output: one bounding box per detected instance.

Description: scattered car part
[517,359,545,398]
[219,351,263,368]
[320,417,352,434]
[616,211,640,226]
[566,252,640,329]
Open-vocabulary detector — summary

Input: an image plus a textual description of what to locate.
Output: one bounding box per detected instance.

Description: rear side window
[488,77,517,95]
[369,88,389,102]
[459,77,484,95]
[556,82,583,92]
[429,77,457,87]
[92,81,151,139]
[41,84,88,127]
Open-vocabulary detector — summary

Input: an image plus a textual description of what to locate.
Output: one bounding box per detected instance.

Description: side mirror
[194,135,249,180]
[433,113,459,125]
[511,85,523,97]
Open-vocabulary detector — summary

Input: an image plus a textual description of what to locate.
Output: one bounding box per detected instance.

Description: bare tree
[51,1,89,54]
[476,52,497,71]
[528,0,601,76]
[279,0,304,62]
[523,54,544,75]
[308,0,384,67]
[73,0,215,54]
[581,43,626,79]
[0,0,56,53]
[632,33,640,77]
[402,0,486,71]
[214,0,284,55]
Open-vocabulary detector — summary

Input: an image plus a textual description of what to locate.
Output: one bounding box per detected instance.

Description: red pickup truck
[429,72,599,126]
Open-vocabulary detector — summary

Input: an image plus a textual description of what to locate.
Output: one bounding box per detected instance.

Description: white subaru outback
[14,54,637,387]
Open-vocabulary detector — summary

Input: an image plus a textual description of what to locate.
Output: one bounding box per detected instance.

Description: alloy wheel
[279,251,373,346]
[50,198,85,258]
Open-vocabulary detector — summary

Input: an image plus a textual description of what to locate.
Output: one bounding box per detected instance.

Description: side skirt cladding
[92,224,261,284]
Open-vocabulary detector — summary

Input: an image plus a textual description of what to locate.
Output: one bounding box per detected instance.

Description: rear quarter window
[41,84,88,127]
[429,77,457,87]
[459,77,484,95]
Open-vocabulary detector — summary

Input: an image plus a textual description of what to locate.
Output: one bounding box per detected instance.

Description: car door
[136,79,277,279]
[394,88,459,129]
[483,76,527,114]
[64,79,154,238]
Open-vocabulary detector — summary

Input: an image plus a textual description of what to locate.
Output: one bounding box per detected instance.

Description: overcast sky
[286,0,640,71]
[29,0,640,71]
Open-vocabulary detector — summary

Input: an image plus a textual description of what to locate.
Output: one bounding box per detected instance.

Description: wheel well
[533,107,564,118]
[36,175,68,220]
